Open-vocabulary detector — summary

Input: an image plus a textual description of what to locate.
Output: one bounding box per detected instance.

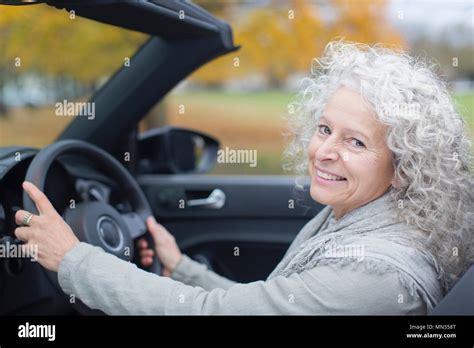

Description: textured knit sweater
[58,202,433,314]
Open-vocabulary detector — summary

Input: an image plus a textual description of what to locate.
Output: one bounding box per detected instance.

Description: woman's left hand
[14,181,80,272]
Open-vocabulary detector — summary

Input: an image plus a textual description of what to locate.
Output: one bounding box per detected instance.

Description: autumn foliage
[0,0,403,87]
[0,5,145,83]
[192,0,404,86]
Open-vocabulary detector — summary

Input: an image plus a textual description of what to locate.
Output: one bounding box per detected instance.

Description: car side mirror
[137,126,219,174]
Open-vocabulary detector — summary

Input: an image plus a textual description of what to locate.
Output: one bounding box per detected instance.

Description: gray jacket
[58,236,426,315]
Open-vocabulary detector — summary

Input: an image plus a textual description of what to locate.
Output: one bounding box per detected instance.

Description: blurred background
[0,0,472,174]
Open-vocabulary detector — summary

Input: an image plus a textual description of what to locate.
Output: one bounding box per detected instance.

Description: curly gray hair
[285,40,474,293]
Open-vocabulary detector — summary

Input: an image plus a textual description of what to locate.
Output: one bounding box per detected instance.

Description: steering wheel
[23,139,162,294]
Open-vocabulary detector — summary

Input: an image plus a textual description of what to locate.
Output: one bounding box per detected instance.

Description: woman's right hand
[137,216,182,277]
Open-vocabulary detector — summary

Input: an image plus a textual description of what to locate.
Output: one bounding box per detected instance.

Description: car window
[0,5,147,148]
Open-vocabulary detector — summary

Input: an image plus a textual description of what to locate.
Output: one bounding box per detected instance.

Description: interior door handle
[187,189,226,209]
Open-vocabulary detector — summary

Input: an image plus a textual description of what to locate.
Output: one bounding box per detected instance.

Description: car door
[138,174,323,283]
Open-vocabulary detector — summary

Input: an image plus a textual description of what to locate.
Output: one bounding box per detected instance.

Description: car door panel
[138,175,323,282]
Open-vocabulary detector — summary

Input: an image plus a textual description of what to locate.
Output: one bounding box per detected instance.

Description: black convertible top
[47,0,235,44]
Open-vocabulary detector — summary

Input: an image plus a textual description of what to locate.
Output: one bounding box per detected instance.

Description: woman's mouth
[315,169,347,181]
[313,168,347,186]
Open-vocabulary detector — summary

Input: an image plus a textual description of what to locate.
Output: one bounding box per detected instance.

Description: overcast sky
[387,0,473,42]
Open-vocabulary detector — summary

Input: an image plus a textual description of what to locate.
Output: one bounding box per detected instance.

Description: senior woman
[15,41,473,315]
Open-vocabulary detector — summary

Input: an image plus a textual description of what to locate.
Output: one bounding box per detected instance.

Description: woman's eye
[350,138,366,148]
[318,125,331,135]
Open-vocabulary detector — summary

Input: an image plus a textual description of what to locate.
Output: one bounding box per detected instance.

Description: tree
[0,5,146,110]
[328,0,403,46]
[190,0,404,87]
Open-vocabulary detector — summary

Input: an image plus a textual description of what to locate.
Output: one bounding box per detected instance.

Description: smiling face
[308,86,396,219]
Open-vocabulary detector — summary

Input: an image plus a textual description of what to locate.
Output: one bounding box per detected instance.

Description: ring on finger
[21,211,34,227]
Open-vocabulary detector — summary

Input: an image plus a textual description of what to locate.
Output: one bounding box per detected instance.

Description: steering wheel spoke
[121,212,147,239]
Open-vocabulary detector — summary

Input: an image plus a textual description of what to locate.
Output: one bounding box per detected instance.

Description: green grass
[171,90,474,131]
[168,90,294,121]
[173,90,293,105]
[454,93,474,134]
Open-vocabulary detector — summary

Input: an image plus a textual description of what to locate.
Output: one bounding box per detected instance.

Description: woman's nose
[314,137,340,162]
